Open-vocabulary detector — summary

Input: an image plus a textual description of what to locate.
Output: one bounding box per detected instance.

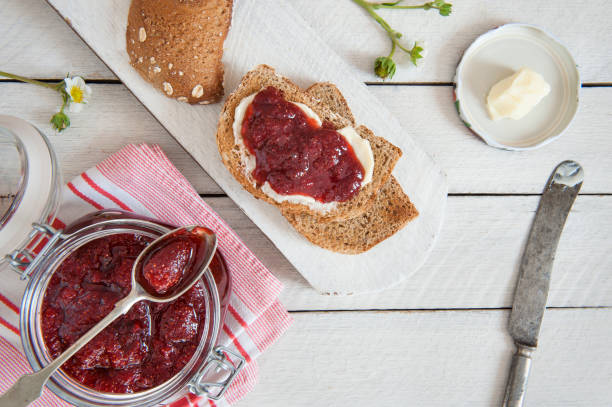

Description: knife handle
[502,343,534,407]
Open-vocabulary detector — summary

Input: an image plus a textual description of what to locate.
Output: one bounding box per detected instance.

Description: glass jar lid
[0,115,61,260]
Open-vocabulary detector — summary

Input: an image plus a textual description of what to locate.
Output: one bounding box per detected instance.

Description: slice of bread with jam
[216,64,401,223]
[282,83,419,254]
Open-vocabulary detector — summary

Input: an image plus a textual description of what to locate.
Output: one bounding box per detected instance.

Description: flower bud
[374,56,397,80]
[50,111,70,132]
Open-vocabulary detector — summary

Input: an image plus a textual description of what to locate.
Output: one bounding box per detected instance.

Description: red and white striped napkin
[0,144,292,406]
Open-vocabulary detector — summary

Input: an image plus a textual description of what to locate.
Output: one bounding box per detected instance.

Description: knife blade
[502,160,583,407]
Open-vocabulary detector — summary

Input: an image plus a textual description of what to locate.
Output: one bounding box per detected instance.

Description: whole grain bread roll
[126,0,232,104]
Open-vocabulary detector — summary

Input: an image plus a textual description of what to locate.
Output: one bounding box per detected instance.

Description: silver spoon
[0,225,217,407]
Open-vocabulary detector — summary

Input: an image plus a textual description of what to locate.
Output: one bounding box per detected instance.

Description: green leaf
[382,0,402,5]
[409,44,424,66]
[427,0,452,15]
[439,3,452,16]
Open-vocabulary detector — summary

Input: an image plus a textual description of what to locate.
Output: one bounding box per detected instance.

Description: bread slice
[283,82,419,254]
[126,0,232,104]
[216,64,402,222]
[283,176,418,254]
[305,82,355,125]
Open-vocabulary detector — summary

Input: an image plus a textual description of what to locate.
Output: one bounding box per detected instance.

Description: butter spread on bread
[232,89,374,213]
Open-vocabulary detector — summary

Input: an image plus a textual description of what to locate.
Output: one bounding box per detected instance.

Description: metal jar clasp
[188,346,246,400]
[4,223,66,280]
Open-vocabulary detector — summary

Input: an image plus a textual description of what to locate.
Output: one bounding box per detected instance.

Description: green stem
[377,4,427,9]
[0,70,60,90]
[363,1,448,13]
[59,94,68,114]
[377,4,442,11]
[367,1,442,11]
[396,41,414,54]
[388,40,397,59]
[352,0,405,53]
[353,0,424,67]
[352,0,392,32]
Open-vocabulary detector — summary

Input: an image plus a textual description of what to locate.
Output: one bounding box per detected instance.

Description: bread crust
[126,0,232,104]
[283,176,419,254]
[284,82,419,253]
[216,65,402,223]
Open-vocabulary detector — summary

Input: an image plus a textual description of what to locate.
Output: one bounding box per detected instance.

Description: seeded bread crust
[126,0,232,104]
[216,64,402,222]
[283,176,419,254]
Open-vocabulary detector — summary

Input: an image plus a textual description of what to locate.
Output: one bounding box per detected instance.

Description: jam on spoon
[141,239,193,294]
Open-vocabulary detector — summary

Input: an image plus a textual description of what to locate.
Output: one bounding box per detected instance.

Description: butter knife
[502,160,584,407]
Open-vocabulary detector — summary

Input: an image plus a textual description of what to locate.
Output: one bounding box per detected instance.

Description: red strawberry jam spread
[41,233,224,394]
[241,86,366,203]
[142,238,194,295]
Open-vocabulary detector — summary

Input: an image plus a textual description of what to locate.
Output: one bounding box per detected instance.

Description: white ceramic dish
[454,24,580,150]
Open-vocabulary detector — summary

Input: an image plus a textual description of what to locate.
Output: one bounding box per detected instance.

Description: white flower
[64,76,92,113]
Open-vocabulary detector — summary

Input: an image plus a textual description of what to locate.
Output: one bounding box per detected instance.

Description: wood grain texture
[206,195,612,310]
[2,0,611,83]
[4,192,607,310]
[45,0,448,294]
[237,308,612,406]
[0,0,114,80]
[2,1,612,405]
[1,83,610,195]
[294,0,612,84]
[369,86,612,195]
[0,83,220,194]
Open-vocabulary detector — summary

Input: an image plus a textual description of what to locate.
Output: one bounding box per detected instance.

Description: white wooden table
[1,1,611,405]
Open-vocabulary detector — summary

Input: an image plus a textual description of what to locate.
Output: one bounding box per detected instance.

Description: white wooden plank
[371,85,612,194]
[2,192,608,310]
[237,308,612,406]
[2,82,610,308]
[294,0,612,84]
[2,0,611,83]
[0,0,115,80]
[0,83,221,194]
[2,83,611,195]
[46,0,448,295]
[206,195,612,310]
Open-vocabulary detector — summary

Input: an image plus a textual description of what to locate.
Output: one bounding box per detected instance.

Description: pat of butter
[233,91,374,212]
[486,68,551,121]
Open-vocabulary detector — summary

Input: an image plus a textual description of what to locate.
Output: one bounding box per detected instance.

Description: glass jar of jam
[0,117,243,406]
[17,210,242,406]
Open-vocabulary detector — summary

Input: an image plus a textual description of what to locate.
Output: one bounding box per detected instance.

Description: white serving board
[46,0,447,294]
